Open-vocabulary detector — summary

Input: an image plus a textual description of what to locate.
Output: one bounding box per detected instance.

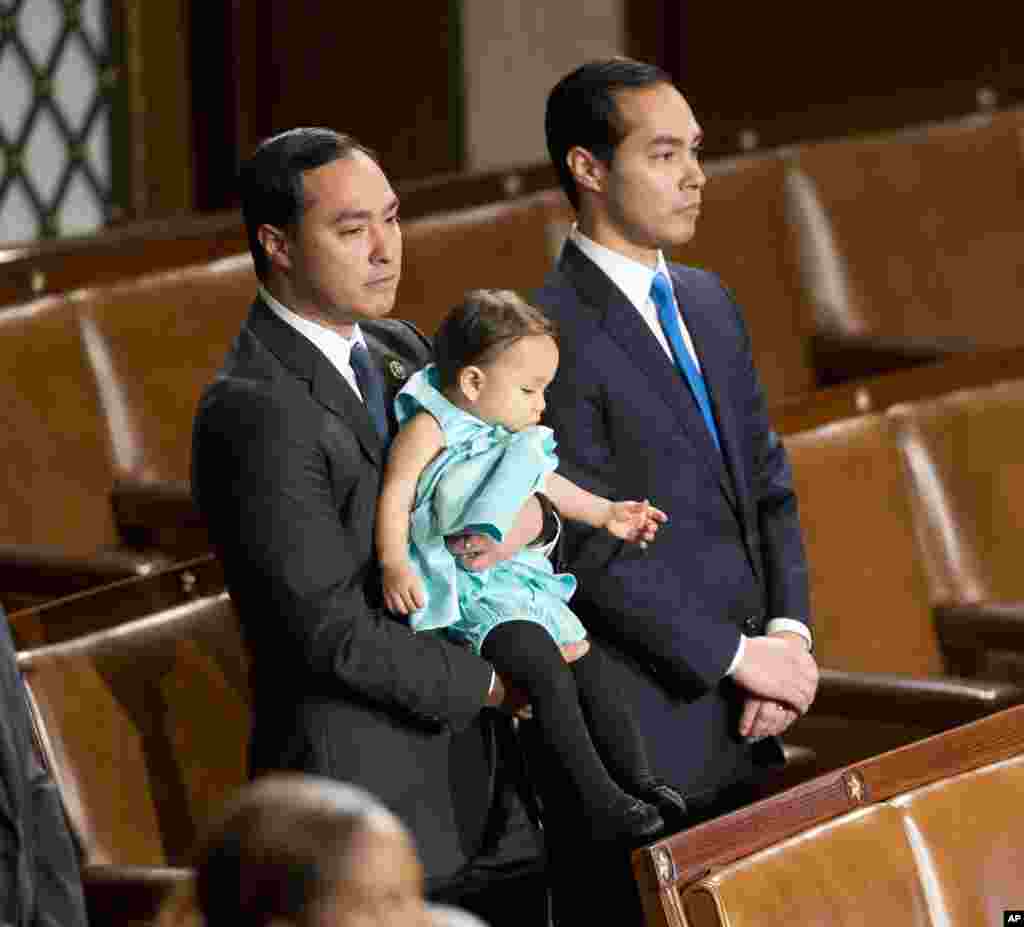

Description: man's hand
[739,697,800,740]
[731,632,818,715]
[446,495,545,571]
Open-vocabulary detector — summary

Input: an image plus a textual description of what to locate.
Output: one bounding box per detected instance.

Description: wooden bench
[633,702,1024,927]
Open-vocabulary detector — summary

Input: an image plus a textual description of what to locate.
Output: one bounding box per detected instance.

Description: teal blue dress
[395,365,586,654]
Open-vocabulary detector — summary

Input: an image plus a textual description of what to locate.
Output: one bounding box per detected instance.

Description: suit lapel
[559,243,737,509]
[247,300,384,465]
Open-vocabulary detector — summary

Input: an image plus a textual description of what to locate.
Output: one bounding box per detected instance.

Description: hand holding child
[605,499,667,548]
[382,561,427,616]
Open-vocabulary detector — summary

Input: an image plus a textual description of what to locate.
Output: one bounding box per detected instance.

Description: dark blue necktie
[349,342,390,443]
[651,272,720,451]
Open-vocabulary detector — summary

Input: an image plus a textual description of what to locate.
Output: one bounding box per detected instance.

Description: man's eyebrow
[649,131,703,148]
[328,196,400,225]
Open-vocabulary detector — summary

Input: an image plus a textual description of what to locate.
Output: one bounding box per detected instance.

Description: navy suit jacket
[535,241,810,796]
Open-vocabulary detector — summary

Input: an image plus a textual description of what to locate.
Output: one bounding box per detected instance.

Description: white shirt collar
[258,284,367,395]
[568,226,701,368]
[569,226,674,313]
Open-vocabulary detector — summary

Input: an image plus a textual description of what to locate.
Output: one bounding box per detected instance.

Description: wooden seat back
[633,704,1024,927]
[0,296,119,553]
[787,110,1024,346]
[18,592,249,866]
[889,378,1024,606]
[78,254,256,483]
[399,188,572,336]
[783,413,945,676]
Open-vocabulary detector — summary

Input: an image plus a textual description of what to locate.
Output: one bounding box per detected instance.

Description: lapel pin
[386,359,407,383]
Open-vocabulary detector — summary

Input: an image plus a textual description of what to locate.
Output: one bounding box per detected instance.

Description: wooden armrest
[111,478,210,557]
[787,667,1023,773]
[0,544,165,611]
[936,601,1024,650]
[811,330,973,387]
[813,667,1022,727]
[7,553,224,648]
[935,601,1024,679]
[82,863,191,927]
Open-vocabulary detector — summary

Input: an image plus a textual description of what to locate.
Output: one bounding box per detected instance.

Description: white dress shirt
[260,284,369,397]
[568,229,812,674]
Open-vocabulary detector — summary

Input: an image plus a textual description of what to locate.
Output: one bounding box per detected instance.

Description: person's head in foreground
[158,773,464,927]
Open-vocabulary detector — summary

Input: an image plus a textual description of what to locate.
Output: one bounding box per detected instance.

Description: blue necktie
[651,272,720,451]
[349,342,390,443]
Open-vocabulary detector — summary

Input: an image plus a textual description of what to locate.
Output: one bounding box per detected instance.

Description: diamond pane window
[23,107,64,203]
[0,0,114,242]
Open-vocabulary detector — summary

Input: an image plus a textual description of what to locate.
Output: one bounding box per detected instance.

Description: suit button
[743,616,763,635]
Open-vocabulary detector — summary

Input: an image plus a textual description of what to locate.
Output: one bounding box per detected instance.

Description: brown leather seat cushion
[672,153,817,402]
[18,592,249,866]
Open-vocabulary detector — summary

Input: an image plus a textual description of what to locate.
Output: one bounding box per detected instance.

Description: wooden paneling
[628,1,1024,157]
[189,2,461,211]
[119,0,194,217]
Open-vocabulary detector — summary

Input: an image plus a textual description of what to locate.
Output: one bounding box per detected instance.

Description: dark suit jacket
[0,608,87,927]
[192,300,541,884]
[534,241,811,797]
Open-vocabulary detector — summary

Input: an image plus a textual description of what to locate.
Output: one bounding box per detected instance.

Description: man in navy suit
[532,58,819,923]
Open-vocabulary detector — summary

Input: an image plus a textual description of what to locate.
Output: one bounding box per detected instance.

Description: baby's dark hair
[433,289,558,390]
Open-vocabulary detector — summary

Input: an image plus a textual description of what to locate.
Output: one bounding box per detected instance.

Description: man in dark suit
[0,605,87,927]
[191,128,551,925]
[531,59,820,923]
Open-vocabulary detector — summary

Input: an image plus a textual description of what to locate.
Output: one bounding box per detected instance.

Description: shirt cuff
[766,618,813,650]
[725,634,746,677]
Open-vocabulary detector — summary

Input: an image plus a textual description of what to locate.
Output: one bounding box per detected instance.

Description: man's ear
[566,146,605,197]
[458,366,486,401]
[257,224,292,272]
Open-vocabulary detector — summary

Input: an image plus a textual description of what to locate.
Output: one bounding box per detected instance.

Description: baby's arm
[544,473,667,547]
[377,411,445,615]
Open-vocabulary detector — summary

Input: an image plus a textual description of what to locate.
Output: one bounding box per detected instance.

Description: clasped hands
[732,631,819,741]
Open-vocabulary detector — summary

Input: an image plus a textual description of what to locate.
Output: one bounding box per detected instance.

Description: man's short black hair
[238,128,378,280]
[545,57,672,210]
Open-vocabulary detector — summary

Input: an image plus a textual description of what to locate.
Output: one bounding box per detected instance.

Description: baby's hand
[382,561,426,616]
[605,499,668,548]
